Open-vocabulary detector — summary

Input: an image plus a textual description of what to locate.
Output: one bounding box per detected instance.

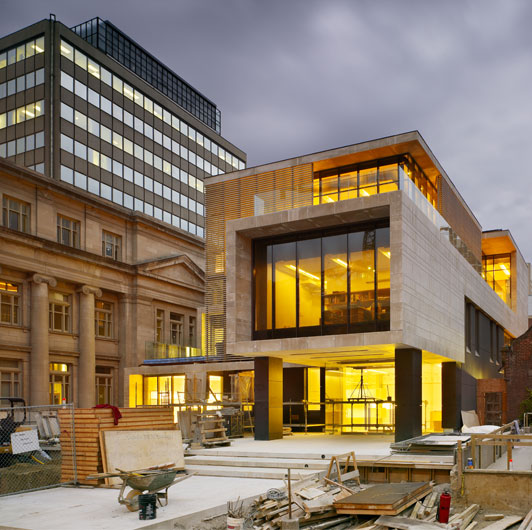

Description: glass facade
[0,35,46,174]
[482,254,512,306]
[254,221,390,339]
[58,38,244,237]
[71,18,221,133]
[313,155,436,208]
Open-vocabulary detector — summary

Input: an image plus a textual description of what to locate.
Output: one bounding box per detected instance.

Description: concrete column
[442,362,462,430]
[395,347,422,442]
[30,273,57,405]
[118,295,134,407]
[78,285,102,408]
[254,357,283,440]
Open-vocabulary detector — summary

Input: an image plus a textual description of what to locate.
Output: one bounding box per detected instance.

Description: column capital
[78,285,103,297]
[31,273,57,287]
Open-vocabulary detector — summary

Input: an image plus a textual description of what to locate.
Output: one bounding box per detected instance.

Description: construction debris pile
[244,477,529,530]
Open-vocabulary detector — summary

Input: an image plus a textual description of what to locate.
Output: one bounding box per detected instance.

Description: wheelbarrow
[87,465,194,512]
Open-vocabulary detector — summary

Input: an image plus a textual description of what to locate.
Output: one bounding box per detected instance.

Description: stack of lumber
[57,407,176,485]
[251,476,356,529]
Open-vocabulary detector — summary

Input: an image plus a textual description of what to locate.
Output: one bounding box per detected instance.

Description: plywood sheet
[101,430,184,486]
[334,482,431,515]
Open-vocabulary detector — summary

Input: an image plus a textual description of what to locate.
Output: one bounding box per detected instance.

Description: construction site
[2,389,532,529]
[1,8,532,530]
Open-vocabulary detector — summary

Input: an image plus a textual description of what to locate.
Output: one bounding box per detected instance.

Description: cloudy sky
[3,0,532,263]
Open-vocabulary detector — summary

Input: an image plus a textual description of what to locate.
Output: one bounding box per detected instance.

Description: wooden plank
[482,516,523,530]
[377,515,445,530]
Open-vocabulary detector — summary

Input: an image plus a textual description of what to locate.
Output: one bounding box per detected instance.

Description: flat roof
[205,131,481,230]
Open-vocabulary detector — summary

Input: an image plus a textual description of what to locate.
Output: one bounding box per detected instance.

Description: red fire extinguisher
[438,490,451,523]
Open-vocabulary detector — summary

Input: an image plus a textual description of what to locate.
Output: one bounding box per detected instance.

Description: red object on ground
[438,491,451,523]
[92,404,122,425]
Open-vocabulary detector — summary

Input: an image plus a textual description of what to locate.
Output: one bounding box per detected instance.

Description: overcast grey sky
[2,0,532,263]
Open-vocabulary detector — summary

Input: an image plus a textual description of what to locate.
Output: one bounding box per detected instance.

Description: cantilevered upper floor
[204,131,529,363]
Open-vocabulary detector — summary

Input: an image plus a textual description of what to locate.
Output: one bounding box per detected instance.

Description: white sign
[11,429,40,454]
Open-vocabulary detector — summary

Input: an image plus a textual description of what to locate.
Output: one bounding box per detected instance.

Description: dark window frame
[253,219,390,340]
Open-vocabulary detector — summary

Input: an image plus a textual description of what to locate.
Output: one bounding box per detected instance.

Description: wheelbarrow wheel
[125,489,142,512]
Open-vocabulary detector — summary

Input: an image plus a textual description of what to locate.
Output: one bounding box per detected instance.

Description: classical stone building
[0,158,205,406]
[203,132,529,441]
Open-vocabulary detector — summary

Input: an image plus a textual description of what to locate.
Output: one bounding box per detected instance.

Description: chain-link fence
[0,402,76,496]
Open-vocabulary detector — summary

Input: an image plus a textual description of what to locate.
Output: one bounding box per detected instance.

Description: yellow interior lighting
[286,264,320,282]
[379,249,391,259]
[332,258,348,268]
[360,189,370,197]
[33,44,44,53]
[499,263,510,276]
[60,45,71,55]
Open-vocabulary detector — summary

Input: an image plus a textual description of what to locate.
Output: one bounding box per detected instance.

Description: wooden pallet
[58,407,177,485]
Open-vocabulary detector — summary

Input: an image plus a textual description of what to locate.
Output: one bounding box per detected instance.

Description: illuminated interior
[254,221,390,338]
[323,358,442,434]
[313,155,436,208]
[482,254,512,306]
[140,374,186,406]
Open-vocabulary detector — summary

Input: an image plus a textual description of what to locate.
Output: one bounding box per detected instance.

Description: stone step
[185,464,319,480]
[185,455,329,470]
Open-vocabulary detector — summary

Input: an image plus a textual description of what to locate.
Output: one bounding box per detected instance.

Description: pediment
[137,255,204,287]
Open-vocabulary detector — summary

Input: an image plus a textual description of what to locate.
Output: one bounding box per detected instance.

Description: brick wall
[503,325,532,420]
[476,378,507,425]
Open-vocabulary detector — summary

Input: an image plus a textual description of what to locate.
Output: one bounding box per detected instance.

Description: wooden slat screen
[205,164,313,357]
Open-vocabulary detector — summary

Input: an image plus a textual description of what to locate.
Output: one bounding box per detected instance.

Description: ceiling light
[332,258,348,268]
[286,264,320,281]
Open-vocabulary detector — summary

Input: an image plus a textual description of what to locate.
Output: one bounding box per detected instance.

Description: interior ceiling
[481,234,516,256]
[238,343,448,368]
[312,140,440,187]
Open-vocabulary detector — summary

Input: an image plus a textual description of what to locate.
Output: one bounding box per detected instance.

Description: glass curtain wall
[482,254,512,305]
[313,155,437,209]
[254,221,390,339]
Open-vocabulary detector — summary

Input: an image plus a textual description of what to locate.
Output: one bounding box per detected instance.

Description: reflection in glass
[323,235,348,326]
[298,238,322,327]
[349,230,375,326]
[376,227,391,321]
[274,242,296,329]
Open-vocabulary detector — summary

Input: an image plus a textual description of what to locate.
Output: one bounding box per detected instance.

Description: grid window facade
[0,359,21,397]
[95,301,113,338]
[70,19,221,133]
[57,214,80,248]
[102,231,121,260]
[58,38,244,238]
[188,316,196,348]
[49,293,71,333]
[2,196,30,233]
[0,280,20,325]
[0,36,44,70]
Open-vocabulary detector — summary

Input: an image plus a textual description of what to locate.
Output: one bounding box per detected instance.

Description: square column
[395,348,422,442]
[254,357,283,440]
[442,362,462,430]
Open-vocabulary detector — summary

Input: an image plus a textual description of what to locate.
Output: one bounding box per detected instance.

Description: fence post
[507,441,512,471]
[70,403,78,484]
[471,436,477,469]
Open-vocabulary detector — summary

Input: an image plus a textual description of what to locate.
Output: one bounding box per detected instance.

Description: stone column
[395,347,422,442]
[78,285,102,408]
[254,357,283,440]
[30,273,57,405]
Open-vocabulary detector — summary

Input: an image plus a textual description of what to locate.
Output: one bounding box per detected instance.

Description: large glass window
[313,155,437,206]
[254,221,390,339]
[482,254,512,306]
[0,280,20,325]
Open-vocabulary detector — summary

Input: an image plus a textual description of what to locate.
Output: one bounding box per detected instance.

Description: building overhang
[482,230,518,256]
[226,336,449,368]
